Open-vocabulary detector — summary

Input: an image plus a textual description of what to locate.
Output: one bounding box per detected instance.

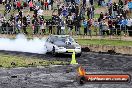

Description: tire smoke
[0,34,47,54]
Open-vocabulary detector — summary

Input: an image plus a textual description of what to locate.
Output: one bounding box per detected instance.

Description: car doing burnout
[45,35,82,56]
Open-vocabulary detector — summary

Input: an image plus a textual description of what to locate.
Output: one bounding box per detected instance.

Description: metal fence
[0,25,132,37]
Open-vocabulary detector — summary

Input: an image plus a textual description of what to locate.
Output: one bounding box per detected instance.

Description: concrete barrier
[82,44,132,55]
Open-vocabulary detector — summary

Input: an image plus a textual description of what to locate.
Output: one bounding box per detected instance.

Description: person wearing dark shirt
[48,19,53,34]
[71,6,75,13]
[113,2,118,18]
[23,21,28,34]
[87,7,90,19]
[50,0,54,10]
[114,18,121,35]
[5,3,11,15]
[75,5,79,16]
[83,0,86,7]
[34,8,38,18]
[99,12,104,20]
[9,15,15,21]
[74,16,81,35]
[19,10,22,19]
[89,0,93,5]
[108,18,113,35]
[41,0,44,10]
[33,17,39,34]
[67,19,73,35]
[0,0,2,4]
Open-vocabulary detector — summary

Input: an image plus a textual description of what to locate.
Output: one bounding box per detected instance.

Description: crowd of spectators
[0,0,132,36]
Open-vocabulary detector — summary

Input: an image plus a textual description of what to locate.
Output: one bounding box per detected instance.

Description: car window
[50,36,75,43]
[69,37,75,43]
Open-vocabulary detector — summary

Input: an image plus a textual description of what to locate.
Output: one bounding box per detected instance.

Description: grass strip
[0,54,69,68]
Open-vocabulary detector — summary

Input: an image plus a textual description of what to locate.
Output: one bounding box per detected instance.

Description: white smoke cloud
[0,34,47,54]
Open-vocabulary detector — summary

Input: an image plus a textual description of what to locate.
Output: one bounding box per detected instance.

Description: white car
[45,35,82,56]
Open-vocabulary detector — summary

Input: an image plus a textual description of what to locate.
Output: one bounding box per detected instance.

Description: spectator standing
[1,20,6,34]
[87,19,92,36]
[41,0,44,9]
[29,1,33,11]
[43,21,47,34]
[75,5,79,16]
[16,19,22,33]
[113,2,118,18]
[22,18,28,34]
[93,19,99,36]
[39,19,45,34]
[44,0,48,10]
[82,19,88,35]
[74,16,81,35]
[37,8,43,16]
[34,18,39,34]
[67,18,73,35]
[17,1,21,12]
[83,0,86,7]
[11,19,15,34]
[100,12,104,20]
[114,18,120,35]
[36,0,41,8]
[87,7,90,19]
[119,17,128,35]
[48,19,53,34]
[26,14,31,26]
[4,2,12,15]
[108,18,113,35]
[99,19,103,36]
[89,0,93,5]
[57,21,61,35]
[19,10,23,20]
[60,20,65,35]
[90,6,95,19]
[49,0,54,10]
[13,0,17,10]
[118,0,124,13]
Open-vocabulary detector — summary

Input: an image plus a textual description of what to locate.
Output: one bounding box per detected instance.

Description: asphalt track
[0,51,132,88]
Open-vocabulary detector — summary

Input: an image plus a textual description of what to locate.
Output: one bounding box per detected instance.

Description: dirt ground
[0,51,132,88]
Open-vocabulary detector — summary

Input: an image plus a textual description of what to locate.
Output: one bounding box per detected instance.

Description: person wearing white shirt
[17,19,21,33]
[37,8,43,16]
[26,14,31,25]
